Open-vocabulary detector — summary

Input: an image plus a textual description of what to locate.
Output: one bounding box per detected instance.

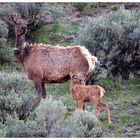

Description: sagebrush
[75,9,140,81]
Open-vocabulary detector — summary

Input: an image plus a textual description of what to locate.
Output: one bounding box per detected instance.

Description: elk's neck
[70,81,77,93]
[14,34,26,63]
[15,34,25,48]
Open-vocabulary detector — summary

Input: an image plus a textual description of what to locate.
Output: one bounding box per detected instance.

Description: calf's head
[70,73,85,85]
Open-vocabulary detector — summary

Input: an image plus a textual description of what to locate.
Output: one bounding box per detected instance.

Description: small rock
[64,35,75,41]
[125,132,136,137]
[127,122,135,127]
[44,15,54,24]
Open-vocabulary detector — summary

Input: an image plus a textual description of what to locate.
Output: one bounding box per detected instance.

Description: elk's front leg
[42,83,47,99]
[33,79,43,100]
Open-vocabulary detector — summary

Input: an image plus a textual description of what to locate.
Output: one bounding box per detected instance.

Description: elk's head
[11,15,34,53]
[11,15,35,37]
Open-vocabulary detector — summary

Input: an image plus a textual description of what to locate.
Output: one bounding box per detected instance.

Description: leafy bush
[0,19,10,64]
[50,110,102,137]
[0,71,36,122]
[0,99,67,137]
[0,20,8,38]
[0,4,15,17]
[68,110,102,137]
[75,9,140,80]
[73,3,98,16]
[0,71,33,93]
[32,23,62,44]
[38,99,67,134]
[0,4,15,39]
[0,5,15,65]
[11,3,43,18]
[0,122,8,137]
[48,4,64,19]
[73,3,88,11]
[32,22,78,45]
[86,62,108,84]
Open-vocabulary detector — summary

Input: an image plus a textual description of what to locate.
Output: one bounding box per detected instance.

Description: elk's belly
[43,75,70,83]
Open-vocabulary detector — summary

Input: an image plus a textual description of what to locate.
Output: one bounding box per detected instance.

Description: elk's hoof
[41,98,46,102]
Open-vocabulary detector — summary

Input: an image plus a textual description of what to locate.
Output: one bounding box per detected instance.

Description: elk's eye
[18,30,23,35]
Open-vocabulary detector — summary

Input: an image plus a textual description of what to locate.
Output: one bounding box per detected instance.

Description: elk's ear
[69,72,73,79]
[27,15,35,24]
[10,15,17,24]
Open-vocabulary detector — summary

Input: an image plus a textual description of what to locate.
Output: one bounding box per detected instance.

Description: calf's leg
[83,103,86,110]
[76,100,85,110]
[99,102,112,124]
[91,98,100,119]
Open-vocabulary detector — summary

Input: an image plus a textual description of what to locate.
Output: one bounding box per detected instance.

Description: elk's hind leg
[99,102,112,124]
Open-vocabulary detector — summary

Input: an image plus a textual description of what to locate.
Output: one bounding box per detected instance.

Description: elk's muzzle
[13,47,20,54]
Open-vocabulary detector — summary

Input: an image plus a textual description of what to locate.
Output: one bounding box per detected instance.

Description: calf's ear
[69,72,73,79]
[27,15,35,24]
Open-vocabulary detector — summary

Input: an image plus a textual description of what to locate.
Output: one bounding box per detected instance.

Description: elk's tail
[99,87,105,98]
[91,56,98,64]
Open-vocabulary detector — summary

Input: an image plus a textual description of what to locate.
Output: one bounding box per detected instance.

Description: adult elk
[11,15,97,102]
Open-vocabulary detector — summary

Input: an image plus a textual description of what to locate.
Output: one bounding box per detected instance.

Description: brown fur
[70,73,112,124]
[11,15,98,101]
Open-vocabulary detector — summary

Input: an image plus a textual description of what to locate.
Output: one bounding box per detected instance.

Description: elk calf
[70,73,112,124]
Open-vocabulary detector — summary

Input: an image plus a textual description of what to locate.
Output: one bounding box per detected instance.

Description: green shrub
[31,23,63,45]
[38,99,66,133]
[83,4,98,16]
[0,99,67,137]
[0,71,33,93]
[75,9,140,80]
[86,62,108,84]
[49,4,64,19]
[0,71,36,122]
[0,3,15,17]
[99,3,108,8]
[0,4,15,44]
[50,110,102,137]
[0,20,8,38]
[0,19,10,64]
[11,3,43,18]
[68,110,102,137]
[73,3,98,16]
[73,3,88,11]
[0,122,8,137]
[49,124,75,137]
[5,114,29,137]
